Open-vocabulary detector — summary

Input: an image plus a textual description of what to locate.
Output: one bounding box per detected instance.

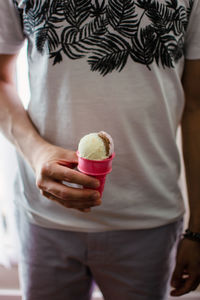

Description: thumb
[58,150,78,168]
[67,150,79,165]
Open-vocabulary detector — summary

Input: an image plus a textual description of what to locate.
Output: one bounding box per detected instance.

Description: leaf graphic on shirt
[36,25,59,53]
[23,0,48,34]
[166,0,188,34]
[136,0,154,10]
[144,1,174,34]
[33,0,63,53]
[88,33,130,76]
[154,34,175,68]
[18,0,194,75]
[90,0,107,17]
[131,26,158,69]
[62,0,92,27]
[61,27,86,59]
[169,34,184,62]
[47,0,66,23]
[61,15,107,60]
[50,50,63,65]
[166,0,179,9]
[106,0,138,38]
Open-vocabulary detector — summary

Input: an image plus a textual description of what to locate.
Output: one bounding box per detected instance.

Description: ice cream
[77,131,115,197]
[78,131,114,160]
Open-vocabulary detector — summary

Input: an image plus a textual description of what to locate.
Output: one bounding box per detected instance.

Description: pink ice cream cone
[77,151,115,197]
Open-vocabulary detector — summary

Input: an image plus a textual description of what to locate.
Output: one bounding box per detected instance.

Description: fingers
[171,262,186,291]
[40,179,101,202]
[42,187,101,210]
[58,161,78,169]
[38,162,100,189]
[171,266,200,296]
[35,150,102,211]
[57,149,79,165]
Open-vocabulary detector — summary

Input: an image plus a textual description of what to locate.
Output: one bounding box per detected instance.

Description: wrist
[183,228,200,243]
[28,136,51,171]
[15,128,49,170]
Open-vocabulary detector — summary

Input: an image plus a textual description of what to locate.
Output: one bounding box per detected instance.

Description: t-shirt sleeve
[184,0,200,60]
[0,0,25,54]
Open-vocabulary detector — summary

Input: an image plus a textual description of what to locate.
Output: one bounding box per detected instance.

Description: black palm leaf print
[131,25,158,69]
[90,0,107,17]
[155,34,176,67]
[144,1,174,34]
[18,0,194,76]
[61,15,107,60]
[106,0,138,38]
[88,33,130,75]
[34,0,61,53]
[62,0,92,27]
[133,0,178,68]
[36,26,59,53]
[166,0,188,34]
[23,0,47,34]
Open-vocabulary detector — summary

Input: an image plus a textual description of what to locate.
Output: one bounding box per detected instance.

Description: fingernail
[92,192,100,200]
[92,181,100,188]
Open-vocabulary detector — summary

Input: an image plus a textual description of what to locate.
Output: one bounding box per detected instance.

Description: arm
[0,54,46,164]
[181,60,200,232]
[0,54,101,211]
[171,59,200,296]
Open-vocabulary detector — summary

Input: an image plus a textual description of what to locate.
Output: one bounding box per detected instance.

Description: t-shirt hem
[15,200,185,233]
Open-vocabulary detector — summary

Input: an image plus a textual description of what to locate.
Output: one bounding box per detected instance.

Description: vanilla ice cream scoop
[78,131,114,160]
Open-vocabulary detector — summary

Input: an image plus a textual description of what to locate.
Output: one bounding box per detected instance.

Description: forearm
[0,80,48,169]
[181,108,200,232]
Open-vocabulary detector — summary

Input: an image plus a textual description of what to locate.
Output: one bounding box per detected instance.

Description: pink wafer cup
[77,151,115,197]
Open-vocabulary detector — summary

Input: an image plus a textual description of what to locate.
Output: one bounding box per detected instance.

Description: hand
[170,238,200,297]
[33,142,101,212]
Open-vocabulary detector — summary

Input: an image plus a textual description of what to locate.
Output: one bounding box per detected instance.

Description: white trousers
[15,206,183,300]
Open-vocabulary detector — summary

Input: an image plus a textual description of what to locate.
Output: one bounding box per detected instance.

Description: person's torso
[14,0,193,231]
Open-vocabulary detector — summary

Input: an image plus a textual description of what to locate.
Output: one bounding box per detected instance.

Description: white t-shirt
[0,0,200,232]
